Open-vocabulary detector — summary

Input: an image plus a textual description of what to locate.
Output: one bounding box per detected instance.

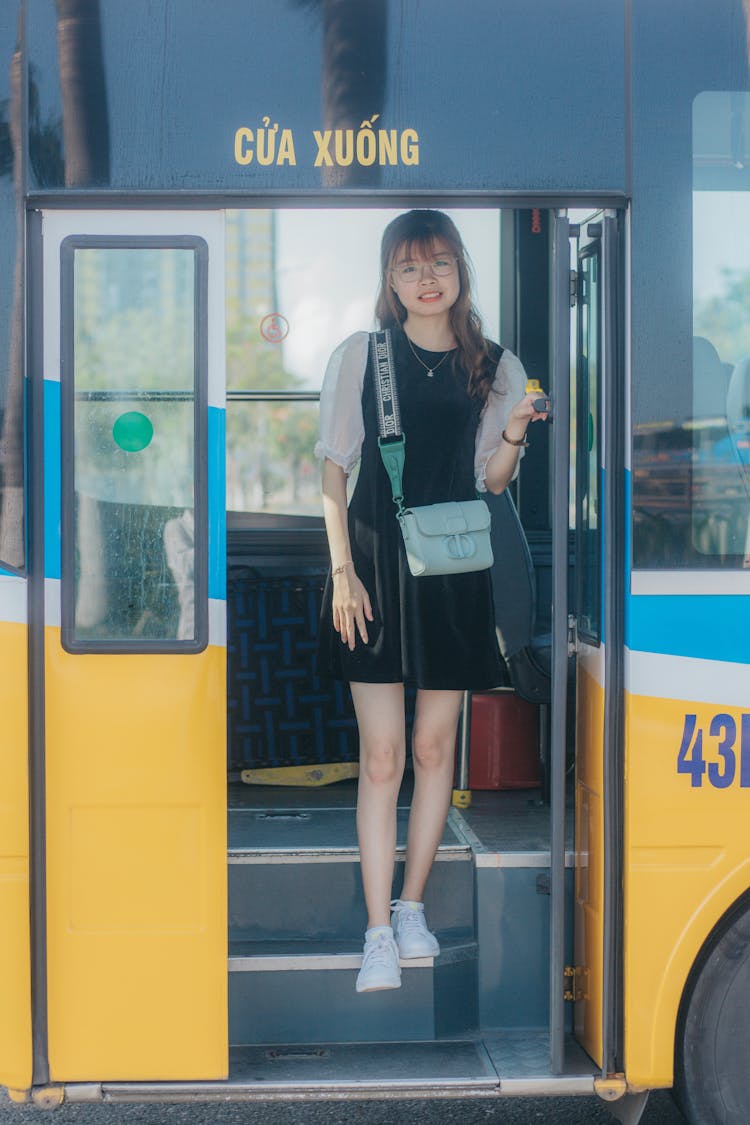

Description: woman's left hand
[504,390,550,440]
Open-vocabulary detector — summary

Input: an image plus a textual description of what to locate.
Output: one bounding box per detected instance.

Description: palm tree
[297,0,387,187]
[56,0,109,185]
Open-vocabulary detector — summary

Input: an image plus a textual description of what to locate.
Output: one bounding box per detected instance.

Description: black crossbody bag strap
[370,330,407,516]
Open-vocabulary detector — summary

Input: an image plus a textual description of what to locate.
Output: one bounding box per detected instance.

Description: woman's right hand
[332,565,374,650]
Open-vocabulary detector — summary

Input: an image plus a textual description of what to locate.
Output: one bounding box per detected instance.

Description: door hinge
[563,965,585,1002]
[569,268,578,307]
[567,613,578,657]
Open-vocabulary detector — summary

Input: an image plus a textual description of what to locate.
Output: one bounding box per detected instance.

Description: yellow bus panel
[45,633,227,1080]
[0,620,32,1092]
[574,661,605,1067]
[624,691,750,1087]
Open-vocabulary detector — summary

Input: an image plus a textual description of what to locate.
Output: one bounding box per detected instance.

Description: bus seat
[486,489,551,706]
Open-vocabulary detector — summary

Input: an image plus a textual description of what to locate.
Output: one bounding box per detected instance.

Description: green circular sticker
[112,411,154,452]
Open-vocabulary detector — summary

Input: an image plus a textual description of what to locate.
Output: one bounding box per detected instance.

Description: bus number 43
[677,713,750,789]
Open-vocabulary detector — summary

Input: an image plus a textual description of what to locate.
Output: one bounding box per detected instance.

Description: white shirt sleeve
[314,331,369,475]
[474,348,529,491]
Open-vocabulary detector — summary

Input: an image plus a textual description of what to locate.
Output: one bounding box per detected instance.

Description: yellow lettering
[256,126,277,166]
[242,119,421,170]
[313,130,334,167]
[400,128,419,166]
[356,123,376,166]
[378,129,398,165]
[334,128,354,166]
[234,127,253,165]
[277,129,296,166]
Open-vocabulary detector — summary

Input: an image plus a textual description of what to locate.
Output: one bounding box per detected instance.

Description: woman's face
[389,239,461,322]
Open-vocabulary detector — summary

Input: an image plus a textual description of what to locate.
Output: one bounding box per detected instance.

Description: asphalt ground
[0,1089,688,1124]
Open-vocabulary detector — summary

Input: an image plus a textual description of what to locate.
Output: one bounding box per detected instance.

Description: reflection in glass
[576,249,600,639]
[633,92,750,569]
[72,248,197,640]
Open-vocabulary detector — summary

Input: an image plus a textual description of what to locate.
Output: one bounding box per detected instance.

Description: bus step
[228,853,474,943]
[227,804,470,856]
[228,940,479,1044]
[63,1035,597,1103]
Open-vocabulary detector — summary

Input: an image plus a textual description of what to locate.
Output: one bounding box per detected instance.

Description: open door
[572,212,624,1075]
[38,211,227,1080]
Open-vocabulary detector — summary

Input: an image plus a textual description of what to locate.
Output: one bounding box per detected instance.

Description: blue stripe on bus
[623,470,750,665]
[44,379,61,581]
[626,593,750,666]
[208,406,226,602]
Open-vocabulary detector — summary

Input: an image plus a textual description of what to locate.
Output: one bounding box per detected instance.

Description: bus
[1,2,749,1122]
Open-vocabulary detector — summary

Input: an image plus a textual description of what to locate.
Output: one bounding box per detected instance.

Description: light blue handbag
[371,331,493,578]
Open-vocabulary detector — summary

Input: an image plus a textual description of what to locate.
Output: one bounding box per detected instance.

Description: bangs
[391,234,460,268]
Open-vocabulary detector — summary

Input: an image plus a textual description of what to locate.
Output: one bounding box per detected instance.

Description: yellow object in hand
[525,378,542,394]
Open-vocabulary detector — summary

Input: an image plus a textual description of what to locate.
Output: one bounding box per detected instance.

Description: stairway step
[228,805,469,856]
[64,1035,598,1103]
[228,939,478,1045]
[229,937,476,969]
[224,1038,498,1091]
[228,857,473,942]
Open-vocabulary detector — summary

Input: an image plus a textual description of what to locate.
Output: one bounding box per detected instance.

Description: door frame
[28,208,227,1083]
[567,209,626,1076]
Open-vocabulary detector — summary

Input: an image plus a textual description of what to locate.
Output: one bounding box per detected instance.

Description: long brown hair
[374,210,497,400]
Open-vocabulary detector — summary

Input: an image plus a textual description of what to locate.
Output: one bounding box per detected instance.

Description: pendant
[427,369,434,377]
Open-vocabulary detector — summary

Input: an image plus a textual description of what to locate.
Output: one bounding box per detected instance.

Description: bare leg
[400,689,464,904]
[350,681,406,929]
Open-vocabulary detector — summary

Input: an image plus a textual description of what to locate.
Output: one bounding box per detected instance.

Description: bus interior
[216,203,602,1082]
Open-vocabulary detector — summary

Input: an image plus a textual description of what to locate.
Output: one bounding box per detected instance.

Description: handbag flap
[407,500,491,536]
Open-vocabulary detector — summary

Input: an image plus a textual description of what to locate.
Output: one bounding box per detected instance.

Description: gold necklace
[405,333,452,377]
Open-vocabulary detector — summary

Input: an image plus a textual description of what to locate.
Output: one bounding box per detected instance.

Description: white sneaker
[391,899,440,958]
[355,927,401,993]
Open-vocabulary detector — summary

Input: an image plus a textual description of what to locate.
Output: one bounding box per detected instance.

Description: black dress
[316,327,505,691]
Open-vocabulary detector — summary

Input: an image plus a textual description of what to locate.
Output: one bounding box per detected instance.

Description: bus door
[569,211,624,1076]
[35,211,227,1080]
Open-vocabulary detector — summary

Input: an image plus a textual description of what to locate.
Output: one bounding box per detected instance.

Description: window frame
[575,237,602,646]
[59,234,209,654]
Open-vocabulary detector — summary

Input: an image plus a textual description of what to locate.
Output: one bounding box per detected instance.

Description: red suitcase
[467,691,540,790]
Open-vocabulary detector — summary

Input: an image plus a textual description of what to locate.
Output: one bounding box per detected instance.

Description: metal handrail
[74,389,322,402]
[227,390,320,402]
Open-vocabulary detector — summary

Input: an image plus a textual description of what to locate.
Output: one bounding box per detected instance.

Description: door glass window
[62,240,207,649]
[576,245,601,640]
[633,91,750,568]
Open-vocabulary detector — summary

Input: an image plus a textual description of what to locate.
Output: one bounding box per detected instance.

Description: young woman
[315,210,547,992]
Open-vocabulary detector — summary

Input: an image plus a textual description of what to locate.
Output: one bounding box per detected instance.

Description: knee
[361,739,404,786]
[412,729,453,773]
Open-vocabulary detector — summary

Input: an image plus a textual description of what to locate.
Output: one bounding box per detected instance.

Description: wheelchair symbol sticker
[260,314,289,342]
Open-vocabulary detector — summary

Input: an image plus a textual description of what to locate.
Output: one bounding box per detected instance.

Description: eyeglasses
[391,256,458,282]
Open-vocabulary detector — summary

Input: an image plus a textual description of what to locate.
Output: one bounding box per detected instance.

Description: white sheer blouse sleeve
[474,348,529,491]
[314,331,369,475]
